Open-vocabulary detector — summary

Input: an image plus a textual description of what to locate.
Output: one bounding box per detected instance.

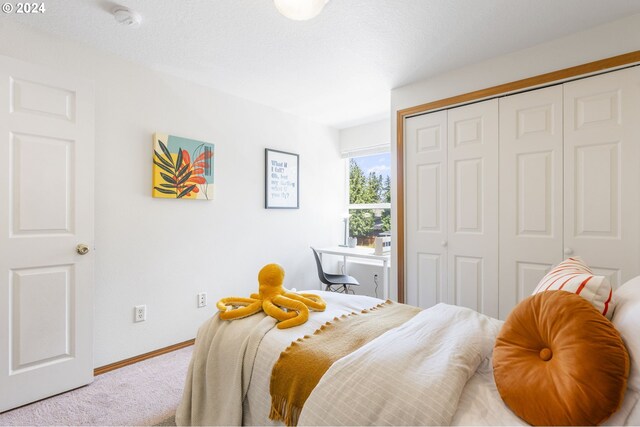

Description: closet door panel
[564,67,640,287]
[447,99,498,317]
[499,85,563,319]
[405,111,448,308]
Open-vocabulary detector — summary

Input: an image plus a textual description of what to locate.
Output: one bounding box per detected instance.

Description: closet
[405,99,499,316]
[405,66,640,319]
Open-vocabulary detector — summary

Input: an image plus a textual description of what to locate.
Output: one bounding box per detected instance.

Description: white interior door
[498,85,563,319]
[0,56,95,412]
[404,111,448,308]
[563,66,640,288]
[447,99,499,317]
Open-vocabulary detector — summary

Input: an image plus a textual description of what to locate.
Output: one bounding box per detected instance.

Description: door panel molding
[498,85,563,318]
[0,55,94,412]
[397,50,640,303]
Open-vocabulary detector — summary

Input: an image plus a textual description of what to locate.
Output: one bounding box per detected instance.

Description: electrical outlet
[197,292,207,308]
[134,305,146,322]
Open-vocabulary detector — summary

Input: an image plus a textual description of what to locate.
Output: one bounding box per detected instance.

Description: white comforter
[298,303,502,426]
[178,291,640,426]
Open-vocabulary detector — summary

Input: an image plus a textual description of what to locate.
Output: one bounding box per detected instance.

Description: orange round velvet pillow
[493,290,629,426]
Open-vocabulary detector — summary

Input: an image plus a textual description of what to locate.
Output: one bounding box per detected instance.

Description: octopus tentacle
[272,295,310,329]
[300,294,327,308]
[216,297,259,311]
[263,299,297,321]
[296,293,323,299]
[283,292,326,311]
[218,298,263,320]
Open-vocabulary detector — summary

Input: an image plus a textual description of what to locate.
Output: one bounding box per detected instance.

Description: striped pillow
[532,257,614,319]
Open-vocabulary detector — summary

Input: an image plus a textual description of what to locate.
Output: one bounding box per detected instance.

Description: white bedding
[178,291,639,426]
[177,291,381,426]
[452,354,640,426]
[298,303,501,426]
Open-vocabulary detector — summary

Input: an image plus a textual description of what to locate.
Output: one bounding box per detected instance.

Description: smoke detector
[112,7,142,28]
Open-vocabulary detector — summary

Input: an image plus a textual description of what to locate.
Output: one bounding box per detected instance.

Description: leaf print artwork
[152,133,215,200]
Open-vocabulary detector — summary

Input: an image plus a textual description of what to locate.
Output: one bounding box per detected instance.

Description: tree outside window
[348,152,391,247]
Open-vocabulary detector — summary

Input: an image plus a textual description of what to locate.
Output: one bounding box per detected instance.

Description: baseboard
[93,338,195,376]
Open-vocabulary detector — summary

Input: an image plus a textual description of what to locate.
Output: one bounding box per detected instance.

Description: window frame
[345,150,392,247]
[346,149,391,211]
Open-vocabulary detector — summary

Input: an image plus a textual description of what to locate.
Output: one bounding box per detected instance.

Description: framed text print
[265,148,299,209]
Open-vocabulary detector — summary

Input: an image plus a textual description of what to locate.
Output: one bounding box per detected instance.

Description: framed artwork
[265,148,299,209]
[152,133,214,200]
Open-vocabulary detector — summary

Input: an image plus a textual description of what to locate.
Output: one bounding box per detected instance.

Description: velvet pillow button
[539,348,552,361]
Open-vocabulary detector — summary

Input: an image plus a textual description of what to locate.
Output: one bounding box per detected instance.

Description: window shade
[340,144,389,159]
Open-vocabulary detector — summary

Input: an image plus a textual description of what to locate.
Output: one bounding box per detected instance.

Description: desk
[314,246,391,300]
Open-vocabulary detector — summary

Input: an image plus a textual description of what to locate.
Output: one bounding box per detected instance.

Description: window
[348,152,391,247]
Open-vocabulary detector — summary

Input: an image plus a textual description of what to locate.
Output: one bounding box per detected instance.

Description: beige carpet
[0,346,192,426]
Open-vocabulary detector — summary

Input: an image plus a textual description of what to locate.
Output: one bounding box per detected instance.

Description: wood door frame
[395,50,640,303]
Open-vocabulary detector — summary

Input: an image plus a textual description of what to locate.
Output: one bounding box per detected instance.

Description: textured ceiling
[11,0,640,128]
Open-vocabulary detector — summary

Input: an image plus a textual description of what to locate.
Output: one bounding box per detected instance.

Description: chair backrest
[310,247,330,285]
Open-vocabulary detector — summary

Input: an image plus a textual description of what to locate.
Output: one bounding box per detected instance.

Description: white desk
[314,246,391,300]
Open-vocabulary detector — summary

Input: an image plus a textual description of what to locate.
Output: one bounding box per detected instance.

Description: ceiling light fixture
[274,0,329,21]
[112,7,142,28]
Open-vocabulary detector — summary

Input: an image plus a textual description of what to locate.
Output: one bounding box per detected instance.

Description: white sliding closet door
[405,111,448,308]
[563,67,640,288]
[498,86,564,319]
[447,99,499,317]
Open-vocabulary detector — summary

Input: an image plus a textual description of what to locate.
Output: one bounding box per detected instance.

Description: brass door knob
[76,244,90,255]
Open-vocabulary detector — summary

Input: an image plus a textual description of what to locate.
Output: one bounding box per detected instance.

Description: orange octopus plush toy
[216,263,327,329]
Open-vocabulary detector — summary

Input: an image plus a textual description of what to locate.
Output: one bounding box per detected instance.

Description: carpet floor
[0,346,192,426]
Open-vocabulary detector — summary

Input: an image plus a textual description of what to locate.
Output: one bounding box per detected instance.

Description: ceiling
[12,0,640,128]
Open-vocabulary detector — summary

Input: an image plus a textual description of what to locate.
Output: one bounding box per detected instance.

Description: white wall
[389,13,640,301]
[339,119,390,155]
[0,22,345,367]
[339,261,389,299]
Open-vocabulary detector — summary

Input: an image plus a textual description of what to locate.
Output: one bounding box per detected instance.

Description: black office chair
[311,247,360,294]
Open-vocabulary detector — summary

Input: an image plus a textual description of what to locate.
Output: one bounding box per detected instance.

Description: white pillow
[612,275,640,393]
[532,257,614,318]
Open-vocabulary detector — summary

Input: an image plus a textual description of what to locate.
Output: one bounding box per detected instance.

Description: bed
[176,277,640,426]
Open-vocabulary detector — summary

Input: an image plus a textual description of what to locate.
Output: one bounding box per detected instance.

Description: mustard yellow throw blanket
[269,301,420,426]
